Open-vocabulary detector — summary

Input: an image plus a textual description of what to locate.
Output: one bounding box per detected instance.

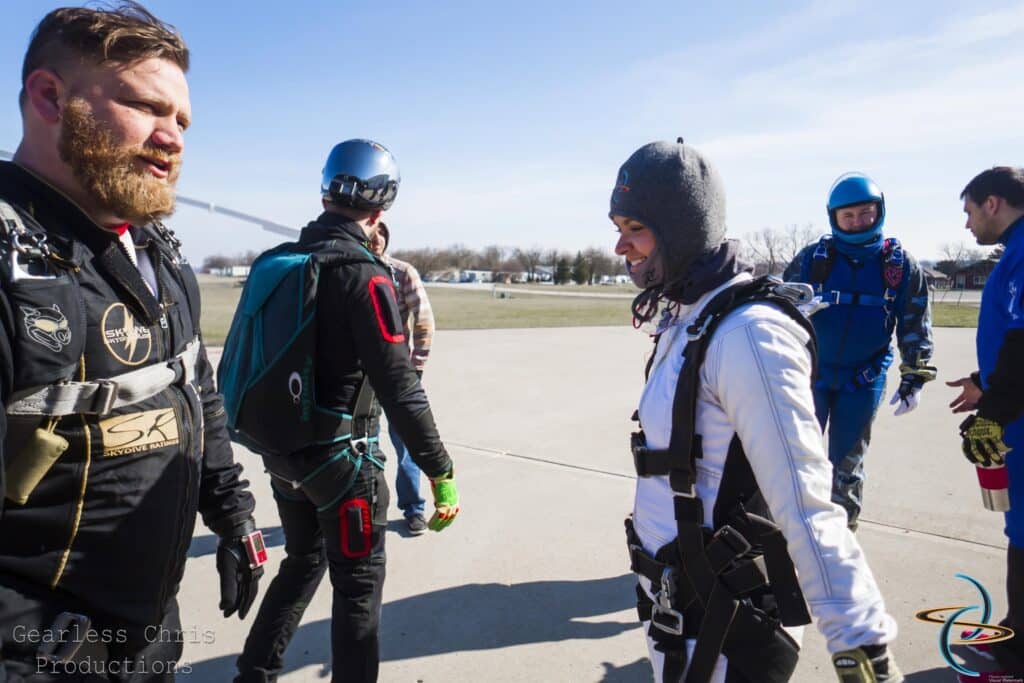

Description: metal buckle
[772,282,815,306]
[92,380,118,415]
[651,567,684,636]
[166,355,187,386]
[630,432,650,477]
[711,525,752,559]
[672,482,697,499]
[349,435,370,455]
[686,315,714,341]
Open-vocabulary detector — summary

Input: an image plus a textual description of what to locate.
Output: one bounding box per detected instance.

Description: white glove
[889,386,920,416]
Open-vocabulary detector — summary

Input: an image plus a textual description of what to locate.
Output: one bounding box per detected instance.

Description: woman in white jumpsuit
[609,139,903,683]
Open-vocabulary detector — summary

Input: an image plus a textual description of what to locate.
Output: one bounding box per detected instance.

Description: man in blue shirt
[948,166,1024,679]
[785,173,935,530]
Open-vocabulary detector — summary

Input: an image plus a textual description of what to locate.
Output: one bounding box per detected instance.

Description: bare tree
[478,245,507,272]
[781,223,819,265]
[514,247,544,281]
[935,241,985,276]
[742,227,786,275]
[742,223,821,275]
[583,246,617,283]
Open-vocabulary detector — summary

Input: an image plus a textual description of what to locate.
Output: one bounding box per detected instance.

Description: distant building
[459,269,493,283]
[951,260,996,290]
[210,265,250,277]
[921,266,949,290]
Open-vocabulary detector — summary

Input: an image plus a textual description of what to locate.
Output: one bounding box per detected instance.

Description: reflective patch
[99,408,179,457]
[21,305,71,352]
[368,275,406,343]
[101,303,153,366]
[1009,280,1022,321]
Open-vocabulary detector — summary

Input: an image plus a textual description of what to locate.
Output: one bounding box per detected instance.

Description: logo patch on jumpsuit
[21,305,71,352]
[101,303,153,366]
[99,408,180,457]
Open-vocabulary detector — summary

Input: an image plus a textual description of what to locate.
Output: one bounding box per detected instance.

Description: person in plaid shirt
[370,222,435,535]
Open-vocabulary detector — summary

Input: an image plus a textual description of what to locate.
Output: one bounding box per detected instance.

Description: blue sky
[1,1,1022,264]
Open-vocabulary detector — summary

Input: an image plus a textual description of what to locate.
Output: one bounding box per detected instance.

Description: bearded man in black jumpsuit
[0,4,263,681]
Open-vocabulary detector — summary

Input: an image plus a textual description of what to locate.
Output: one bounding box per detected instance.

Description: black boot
[992,545,1024,675]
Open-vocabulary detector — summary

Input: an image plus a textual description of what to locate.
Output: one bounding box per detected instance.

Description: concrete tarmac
[180,326,1000,682]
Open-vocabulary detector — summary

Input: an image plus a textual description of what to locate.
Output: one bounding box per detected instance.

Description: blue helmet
[321,139,400,211]
[827,172,885,244]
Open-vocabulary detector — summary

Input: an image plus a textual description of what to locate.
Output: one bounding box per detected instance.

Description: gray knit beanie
[609,139,727,288]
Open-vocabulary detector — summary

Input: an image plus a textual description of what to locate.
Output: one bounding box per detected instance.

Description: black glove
[216,518,265,619]
[959,414,1012,467]
[833,644,904,682]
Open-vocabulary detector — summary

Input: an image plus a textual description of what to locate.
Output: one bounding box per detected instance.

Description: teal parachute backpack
[217,240,375,456]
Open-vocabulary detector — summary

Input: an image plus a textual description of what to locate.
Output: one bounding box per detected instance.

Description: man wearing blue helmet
[234,139,459,683]
[784,173,935,530]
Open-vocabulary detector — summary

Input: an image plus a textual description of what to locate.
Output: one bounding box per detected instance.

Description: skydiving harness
[264,375,386,514]
[808,235,905,325]
[627,276,815,683]
[0,198,204,508]
[0,199,201,418]
[216,238,388,511]
[808,235,907,392]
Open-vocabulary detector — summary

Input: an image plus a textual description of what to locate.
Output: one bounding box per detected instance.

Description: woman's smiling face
[612,215,656,267]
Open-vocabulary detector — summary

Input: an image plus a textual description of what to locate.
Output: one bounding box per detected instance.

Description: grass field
[196,275,978,346]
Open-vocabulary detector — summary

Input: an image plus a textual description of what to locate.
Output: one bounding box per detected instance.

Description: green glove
[832,644,904,682]
[960,414,1012,467]
[429,471,460,532]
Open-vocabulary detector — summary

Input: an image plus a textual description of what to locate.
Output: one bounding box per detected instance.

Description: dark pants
[236,448,388,683]
[0,582,183,682]
[812,374,886,527]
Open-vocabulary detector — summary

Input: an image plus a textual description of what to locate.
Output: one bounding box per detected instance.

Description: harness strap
[629,277,817,682]
[349,376,378,442]
[7,337,201,416]
[819,290,888,307]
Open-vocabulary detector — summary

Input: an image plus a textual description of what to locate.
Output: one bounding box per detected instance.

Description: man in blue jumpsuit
[785,173,935,529]
[948,166,1024,678]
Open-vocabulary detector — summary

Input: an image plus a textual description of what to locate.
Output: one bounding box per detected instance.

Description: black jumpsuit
[235,213,452,683]
[0,161,256,681]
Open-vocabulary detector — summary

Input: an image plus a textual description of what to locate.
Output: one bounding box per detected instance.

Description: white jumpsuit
[633,274,898,682]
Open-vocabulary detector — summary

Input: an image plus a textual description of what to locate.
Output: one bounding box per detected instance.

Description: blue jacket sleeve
[894,252,936,383]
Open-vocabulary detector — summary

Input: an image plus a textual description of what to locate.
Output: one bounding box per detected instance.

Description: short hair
[961,166,1024,209]
[376,221,390,251]
[20,2,189,106]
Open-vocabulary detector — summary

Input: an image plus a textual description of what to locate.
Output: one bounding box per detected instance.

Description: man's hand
[960,415,1012,467]
[947,376,982,414]
[428,470,459,532]
[832,644,904,682]
[216,519,265,619]
[889,375,922,417]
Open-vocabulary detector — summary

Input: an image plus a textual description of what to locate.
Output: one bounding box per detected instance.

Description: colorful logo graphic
[915,573,1015,677]
[613,169,631,199]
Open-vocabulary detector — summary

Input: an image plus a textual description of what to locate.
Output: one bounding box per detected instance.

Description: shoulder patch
[368,275,407,343]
